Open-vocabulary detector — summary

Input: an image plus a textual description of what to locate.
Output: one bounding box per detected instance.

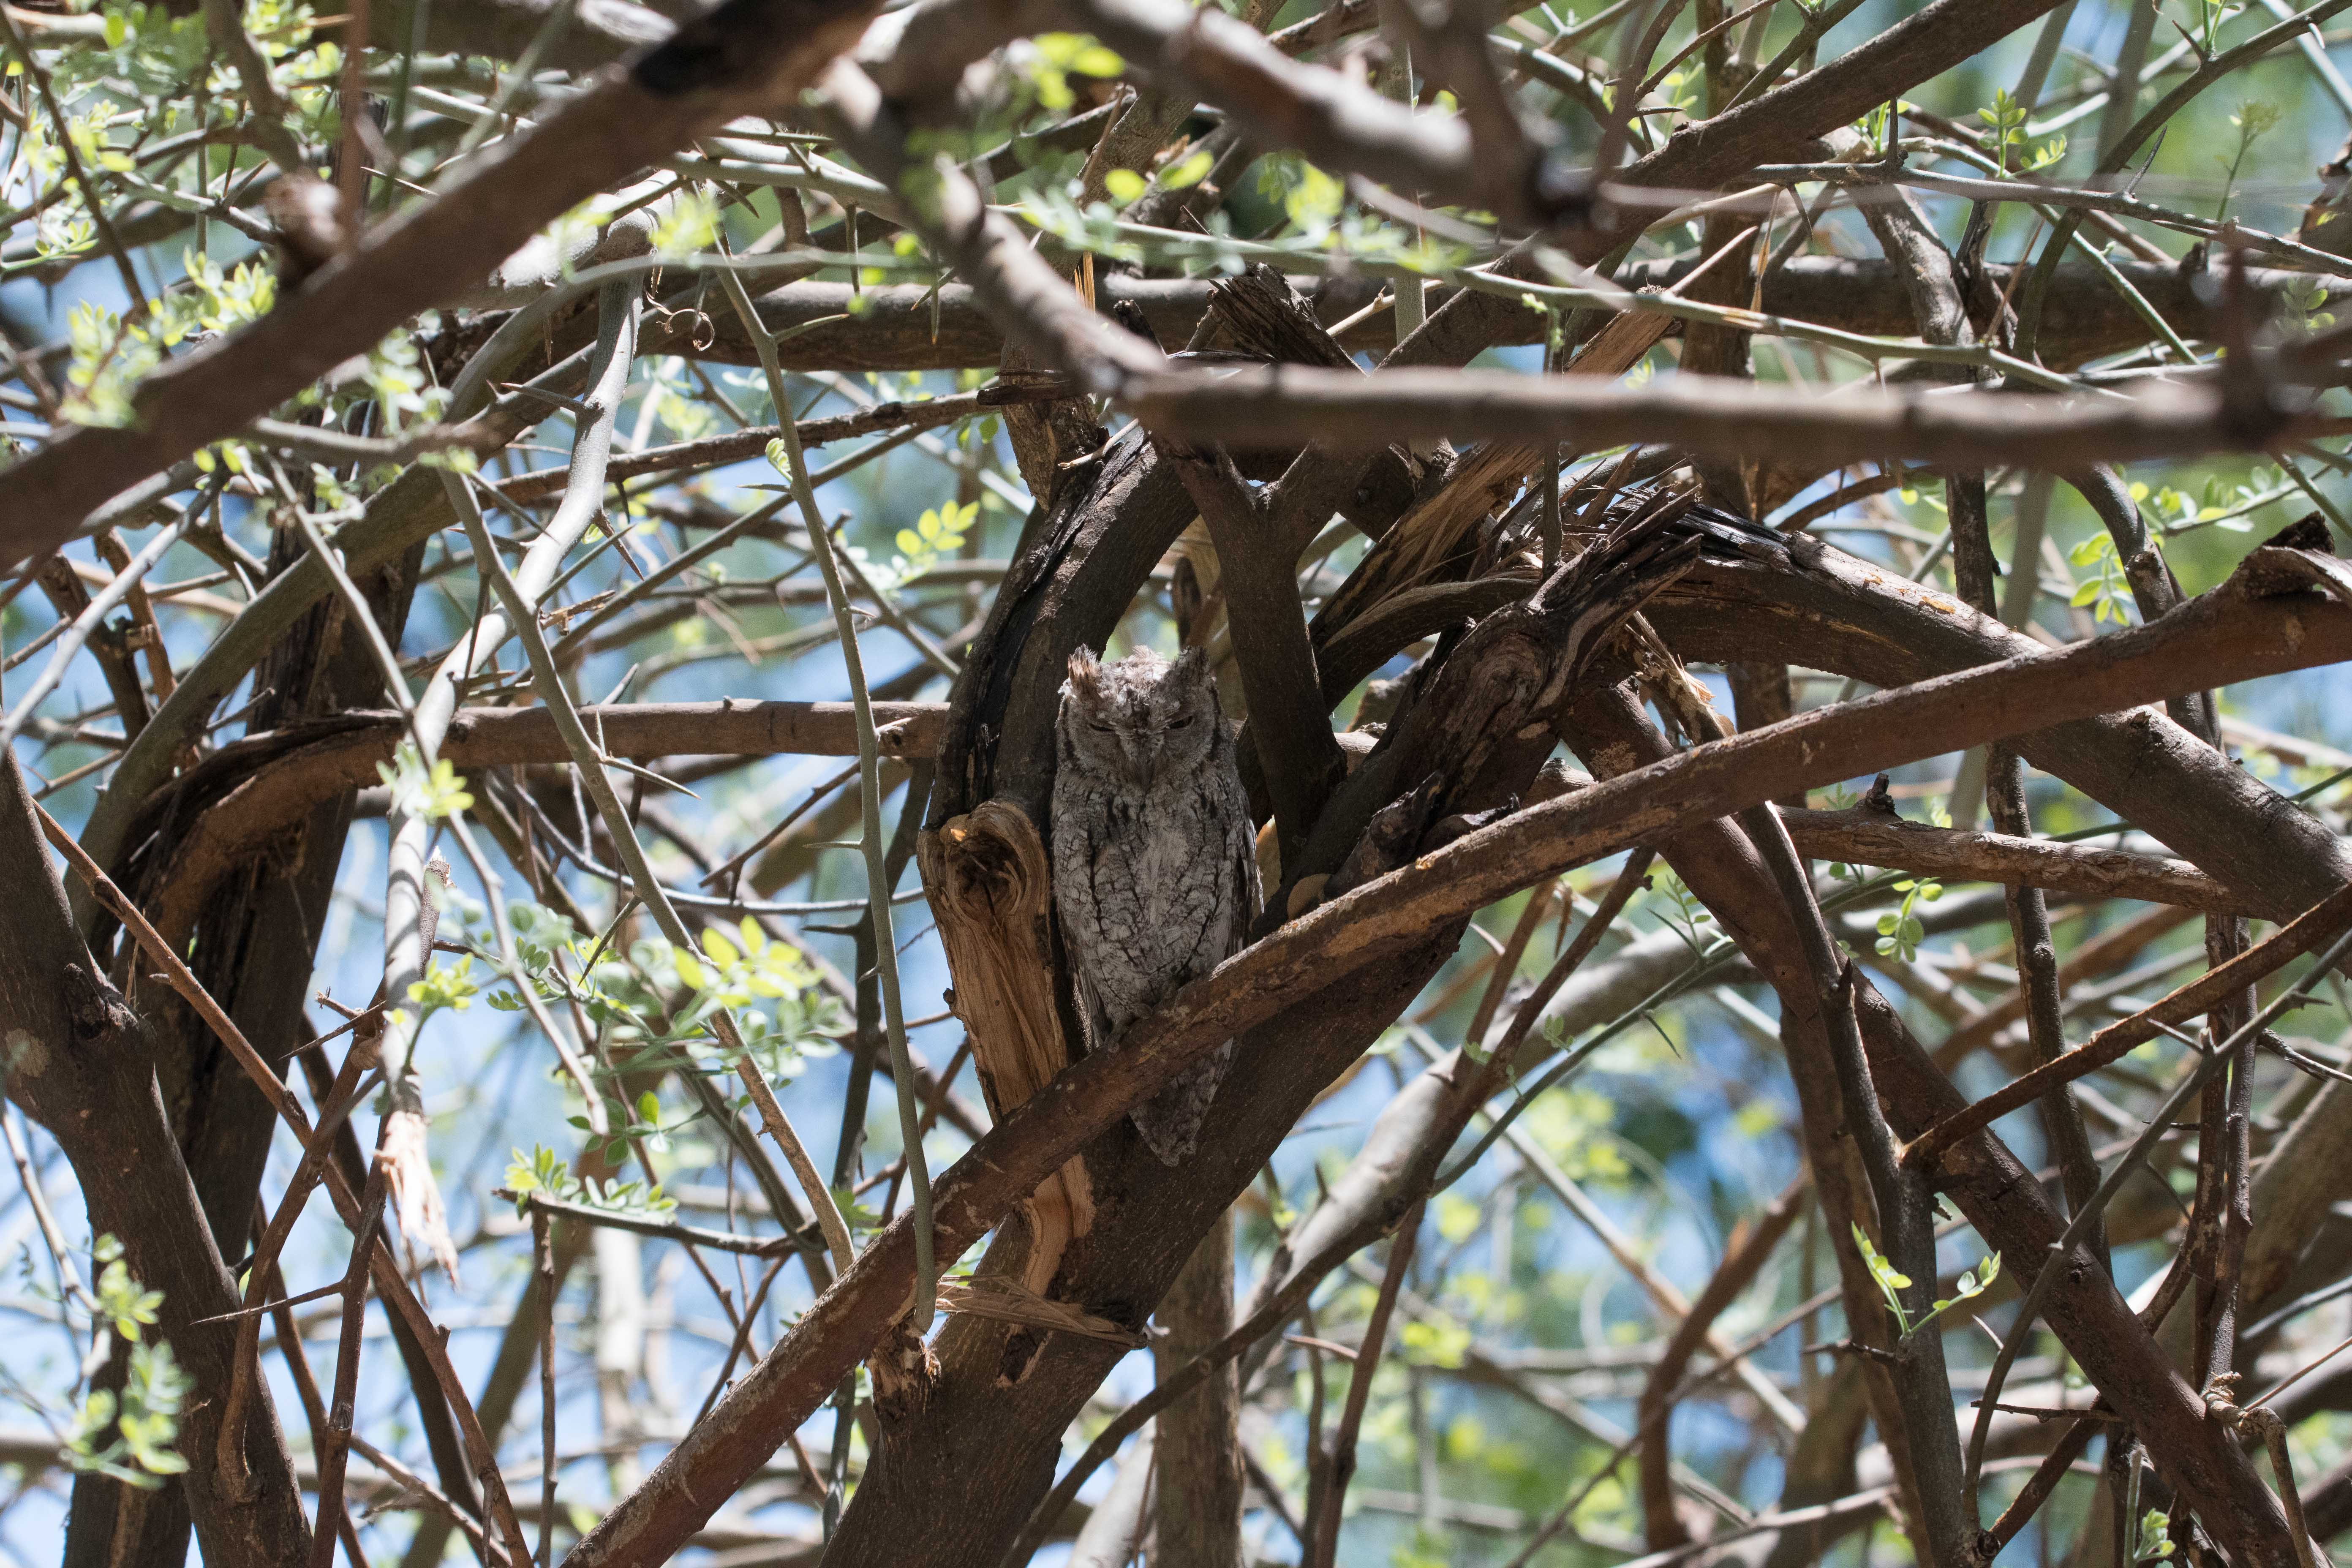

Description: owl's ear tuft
[1065,647,1104,700]
[1168,645,1220,715]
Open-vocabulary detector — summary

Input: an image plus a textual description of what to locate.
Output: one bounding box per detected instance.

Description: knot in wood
[63,964,134,1043]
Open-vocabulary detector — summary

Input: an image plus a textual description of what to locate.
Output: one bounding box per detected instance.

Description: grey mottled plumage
[1051,646,1260,1165]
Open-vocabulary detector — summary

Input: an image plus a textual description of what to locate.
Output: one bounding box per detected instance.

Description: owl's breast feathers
[1117,785,1234,952]
[1054,776,1240,1020]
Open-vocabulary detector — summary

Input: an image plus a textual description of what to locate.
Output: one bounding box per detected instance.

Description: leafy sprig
[1873,876,1942,961]
[1851,1222,2000,1345]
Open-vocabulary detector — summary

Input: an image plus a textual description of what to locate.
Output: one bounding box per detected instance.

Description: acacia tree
[8,0,2352,1564]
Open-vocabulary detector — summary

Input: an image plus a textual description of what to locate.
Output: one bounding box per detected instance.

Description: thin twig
[497,1188,818,1258]
[534,1209,556,1568]
[0,520,185,754]
[216,1035,377,1490]
[1309,1202,1421,1568]
[1905,880,2352,1168]
[37,766,534,1568]
[718,257,931,1323]
[1960,918,2352,1512]
[440,469,856,1274]
[308,1146,392,1568]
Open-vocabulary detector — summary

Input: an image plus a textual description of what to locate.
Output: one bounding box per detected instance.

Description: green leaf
[1162,149,1214,190]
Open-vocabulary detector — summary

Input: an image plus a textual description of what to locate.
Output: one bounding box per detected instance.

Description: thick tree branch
[1122,365,2324,471]
[1776,808,2241,912]
[678,261,2352,374]
[1857,985,2303,1568]
[814,58,1165,392]
[1644,536,2352,926]
[1062,0,1589,227]
[1903,880,2352,1168]
[1155,438,1348,860]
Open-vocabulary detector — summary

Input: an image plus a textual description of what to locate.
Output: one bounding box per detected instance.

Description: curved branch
[139,701,939,943]
[1644,541,2352,917]
[1637,1180,1808,1549]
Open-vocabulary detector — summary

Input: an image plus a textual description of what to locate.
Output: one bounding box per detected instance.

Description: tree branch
[1061,0,1588,227]
[0,752,312,1568]
[1122,364,2324,471]
[564,547,2352,1568]
[681,259,2352,374]
[0,0,885,563]
[1155,438,1348,860]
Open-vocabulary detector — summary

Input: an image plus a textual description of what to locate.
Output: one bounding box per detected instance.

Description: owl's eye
[1168,715,1195,730]
[1089,722,1117,733]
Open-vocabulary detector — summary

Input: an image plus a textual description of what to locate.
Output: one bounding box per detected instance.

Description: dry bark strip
[915,801,1096,1302]
[561,565,2352,1568]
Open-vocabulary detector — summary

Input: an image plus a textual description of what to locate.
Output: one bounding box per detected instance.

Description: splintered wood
[917,801,1095,1302]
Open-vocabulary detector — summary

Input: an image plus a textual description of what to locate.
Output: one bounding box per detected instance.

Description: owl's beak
[1124,734,1160,786]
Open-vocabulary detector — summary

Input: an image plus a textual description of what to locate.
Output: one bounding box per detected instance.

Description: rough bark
[672,259,2341,375]
[1154,1215,1242,1568]
[0,749,310,1568]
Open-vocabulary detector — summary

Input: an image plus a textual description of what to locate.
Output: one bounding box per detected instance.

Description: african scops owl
[1051,646,1260,1165]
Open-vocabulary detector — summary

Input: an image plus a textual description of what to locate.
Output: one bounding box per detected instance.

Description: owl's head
[1059,645,1220,787]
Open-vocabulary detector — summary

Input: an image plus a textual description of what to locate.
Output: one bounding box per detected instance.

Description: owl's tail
[1129,1038,1237,1166]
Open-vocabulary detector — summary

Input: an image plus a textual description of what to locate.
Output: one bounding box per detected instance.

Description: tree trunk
[1154,1212,1241,1568]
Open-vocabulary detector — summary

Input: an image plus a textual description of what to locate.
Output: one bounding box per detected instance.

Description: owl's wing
[1051,784,1120,1055]
[1220,772,1262,958]
[1071,965,1116,1057]
[1132,774,1255,1168]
